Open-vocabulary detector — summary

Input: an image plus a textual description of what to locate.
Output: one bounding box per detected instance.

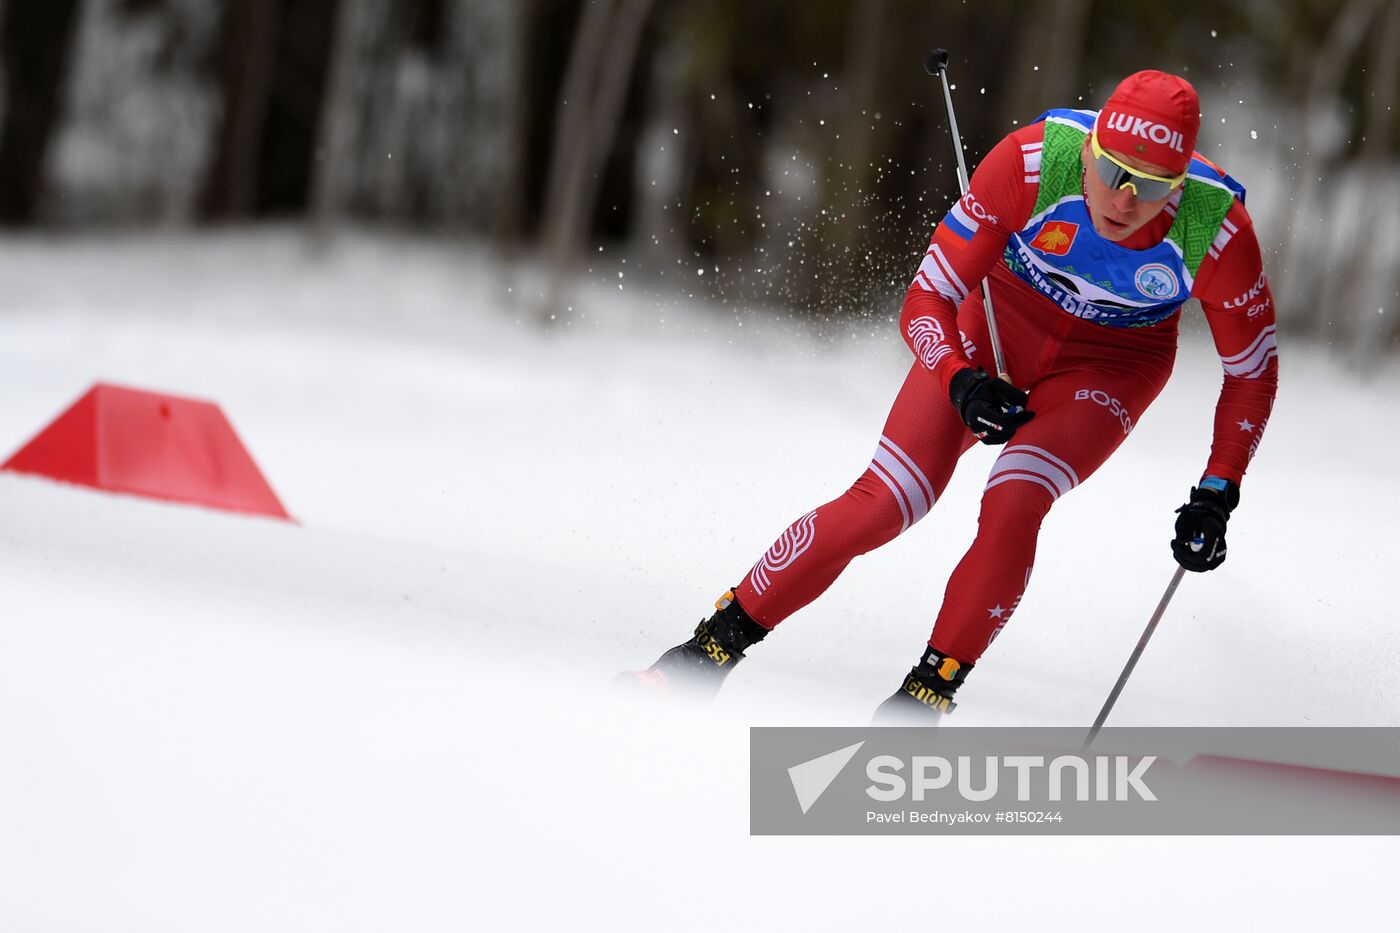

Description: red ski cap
[1094,70,1200,176]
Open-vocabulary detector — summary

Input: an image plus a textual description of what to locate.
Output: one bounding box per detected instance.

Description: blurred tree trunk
[309,0,361,245]
[540,0,616,253]
[1368,0,1400,350]
[684,54,763,266]
[0,0,82,226]
[787,0,892,315]
[1345,0,1400,355]
[1278,0,1381,336]
[257,0,339,215]
[201,0,281,219]
[536,0,656,323]
[997,0,1090,128]
[1359,0,1400,166]
[374,52,425,221]
[203,0,338,221]
[493,0,540,253]
[827,0,889,250]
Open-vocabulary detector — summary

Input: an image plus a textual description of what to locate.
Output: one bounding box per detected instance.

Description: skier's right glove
[1171,477,1240,572]
[949,367,1035,445]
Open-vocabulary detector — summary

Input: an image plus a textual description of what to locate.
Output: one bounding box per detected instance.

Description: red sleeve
[1189,199,1278,486]
[900,125,1040,394]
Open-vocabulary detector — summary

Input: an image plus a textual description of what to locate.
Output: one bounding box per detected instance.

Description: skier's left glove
[1171,476,1240,572]
[949,367,1035,445]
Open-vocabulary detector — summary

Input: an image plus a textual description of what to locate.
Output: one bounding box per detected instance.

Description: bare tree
[492,0,539,254]
[1277,0,1382,334]
[0,0,83,225]
[310,0,363,245]
[1345,0,1400,355]
[827,0,891,252]
[996,0,1091,129]
[201,0,281,219]
[535,0,656,323]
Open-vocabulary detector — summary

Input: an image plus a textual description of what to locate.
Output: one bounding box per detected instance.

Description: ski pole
[924,48,1011,382]
[1082,565,1187,749]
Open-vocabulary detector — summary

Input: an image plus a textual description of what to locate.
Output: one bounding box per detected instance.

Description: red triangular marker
[3,382,292,521]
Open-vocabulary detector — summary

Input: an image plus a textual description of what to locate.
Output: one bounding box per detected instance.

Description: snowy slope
[0,230,1395,930]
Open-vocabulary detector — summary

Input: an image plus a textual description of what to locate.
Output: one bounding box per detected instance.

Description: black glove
[1171,478,1240,572]
[949,367,1035,445]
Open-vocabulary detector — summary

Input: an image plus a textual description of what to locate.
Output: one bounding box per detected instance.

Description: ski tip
[611,669,669,692]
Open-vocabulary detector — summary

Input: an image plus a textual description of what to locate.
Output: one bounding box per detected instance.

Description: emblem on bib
[1030,220,1079,256]
[1134,262,1180,300]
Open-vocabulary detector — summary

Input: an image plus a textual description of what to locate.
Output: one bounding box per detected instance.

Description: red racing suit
[731,122,1279,664]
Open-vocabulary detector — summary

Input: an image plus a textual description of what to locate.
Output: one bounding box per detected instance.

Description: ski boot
[616,590,769,701]
[871,646,971,725]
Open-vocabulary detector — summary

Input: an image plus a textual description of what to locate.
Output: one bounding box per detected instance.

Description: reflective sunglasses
[1090,128,1187,201]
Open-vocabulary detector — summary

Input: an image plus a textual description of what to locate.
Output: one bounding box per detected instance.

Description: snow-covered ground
[0,229,1395,930]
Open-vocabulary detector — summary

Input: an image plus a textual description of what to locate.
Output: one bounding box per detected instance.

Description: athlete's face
[1079,139,1179,241]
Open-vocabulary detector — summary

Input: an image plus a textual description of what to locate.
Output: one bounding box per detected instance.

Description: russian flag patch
[939,199,979,246]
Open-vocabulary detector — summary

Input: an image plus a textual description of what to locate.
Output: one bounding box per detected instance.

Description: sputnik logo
[787,741,865,814]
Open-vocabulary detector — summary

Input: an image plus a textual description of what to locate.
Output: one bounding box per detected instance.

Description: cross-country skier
[623,70,1278,721]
